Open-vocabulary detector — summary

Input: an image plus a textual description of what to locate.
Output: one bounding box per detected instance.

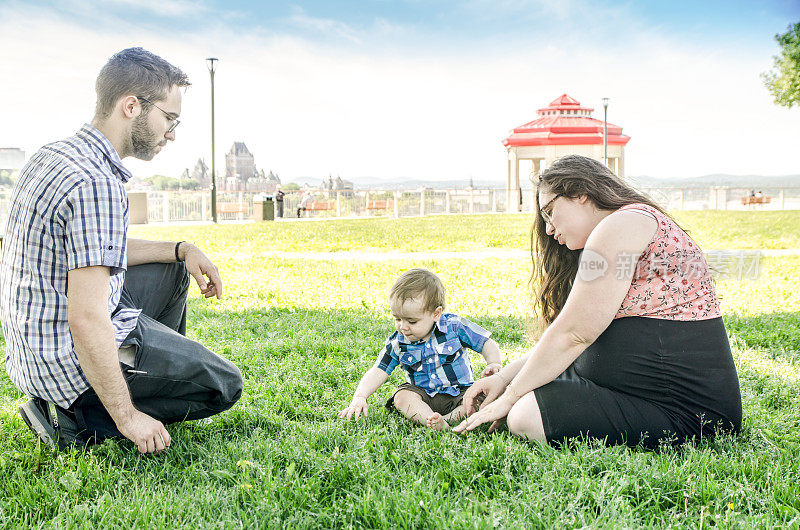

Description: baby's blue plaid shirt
[373,313,491,396]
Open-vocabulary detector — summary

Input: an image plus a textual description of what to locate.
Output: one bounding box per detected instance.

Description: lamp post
[206,57,218,223]
[602,97,609,168]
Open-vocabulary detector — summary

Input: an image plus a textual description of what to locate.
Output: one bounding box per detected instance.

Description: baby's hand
[480,362,502,378]
[338,396,369,421]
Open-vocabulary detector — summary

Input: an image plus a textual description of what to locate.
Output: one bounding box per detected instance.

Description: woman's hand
[452,393,515,434]
[338,396,369,421]
[460,373,508,419]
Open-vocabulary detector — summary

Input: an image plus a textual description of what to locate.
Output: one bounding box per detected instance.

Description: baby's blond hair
[389,268,446,312]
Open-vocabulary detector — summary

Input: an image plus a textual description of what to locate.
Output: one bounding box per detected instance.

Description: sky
[0,0,798,183]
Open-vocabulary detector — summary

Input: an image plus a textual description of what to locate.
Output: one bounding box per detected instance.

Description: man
[0,48,243,454]
[297,190,313,217]
[274,185,285,218]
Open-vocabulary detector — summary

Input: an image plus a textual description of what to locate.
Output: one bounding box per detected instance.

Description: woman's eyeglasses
[539,193,562,225]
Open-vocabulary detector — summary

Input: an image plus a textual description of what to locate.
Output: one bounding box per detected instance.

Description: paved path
[252,248,800,262]
[252,250,530,261]
[759,249,800,257]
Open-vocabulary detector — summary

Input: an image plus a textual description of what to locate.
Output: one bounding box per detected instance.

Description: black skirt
[533,316,742,448]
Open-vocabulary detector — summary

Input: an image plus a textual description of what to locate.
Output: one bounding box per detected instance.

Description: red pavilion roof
[503,94,630,148]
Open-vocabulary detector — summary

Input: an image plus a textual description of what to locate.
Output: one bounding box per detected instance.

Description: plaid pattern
[0,124,141,408]
[373,313,491,396]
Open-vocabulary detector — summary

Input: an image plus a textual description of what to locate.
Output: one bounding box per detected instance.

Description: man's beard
[130,114,161,161]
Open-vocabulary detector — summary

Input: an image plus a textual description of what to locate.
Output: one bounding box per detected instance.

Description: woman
[453,155,741,447]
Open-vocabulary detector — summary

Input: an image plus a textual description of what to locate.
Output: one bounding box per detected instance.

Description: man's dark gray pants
[70,262,243,442]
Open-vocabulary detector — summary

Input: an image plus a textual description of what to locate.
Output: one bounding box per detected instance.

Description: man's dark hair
[94,47,190,120]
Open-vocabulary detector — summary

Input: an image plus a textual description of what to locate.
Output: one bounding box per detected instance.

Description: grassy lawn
[124,210,800,254]
[1,211,799,527]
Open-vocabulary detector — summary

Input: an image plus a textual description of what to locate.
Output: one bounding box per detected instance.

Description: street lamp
[206,57,218,223]
[602,97,609,168]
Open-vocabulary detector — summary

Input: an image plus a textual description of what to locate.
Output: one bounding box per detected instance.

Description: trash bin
[253,198,275,221]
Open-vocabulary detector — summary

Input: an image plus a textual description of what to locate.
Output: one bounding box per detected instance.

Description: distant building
[322,174,354,197]
[225,142,256,189]
[246,170,281,193]
[223,142,281,191]
[502,93,631,211]
[0,148,26,171]
[191,158,210,188]
[173,159,212,190]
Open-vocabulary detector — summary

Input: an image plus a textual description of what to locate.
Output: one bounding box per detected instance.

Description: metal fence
[134,189,516,223]
[641,187,800,211]
[0,186,798,227]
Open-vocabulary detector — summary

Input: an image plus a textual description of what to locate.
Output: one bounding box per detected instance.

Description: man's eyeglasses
[137,96,180,134]
[539,193,562,225]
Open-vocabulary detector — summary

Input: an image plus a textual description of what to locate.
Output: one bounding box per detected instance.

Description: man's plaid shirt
[373,313,491,396]
[0,124,141,408]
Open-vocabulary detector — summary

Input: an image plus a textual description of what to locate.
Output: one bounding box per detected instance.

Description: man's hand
[338,396,369,421]
[69,266,171,454]
[181,244,223,299]
[118,410,171,454]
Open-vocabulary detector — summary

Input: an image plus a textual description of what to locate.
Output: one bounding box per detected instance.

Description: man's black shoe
[18,398,82,450]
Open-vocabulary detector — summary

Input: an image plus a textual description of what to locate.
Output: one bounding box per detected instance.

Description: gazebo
[502,94,631,211]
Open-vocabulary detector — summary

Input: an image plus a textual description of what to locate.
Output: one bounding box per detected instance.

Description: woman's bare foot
[426,412,450,431]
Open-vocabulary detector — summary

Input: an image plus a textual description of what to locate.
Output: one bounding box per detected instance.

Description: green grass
[125,210,800,254]
[1,212,799,528]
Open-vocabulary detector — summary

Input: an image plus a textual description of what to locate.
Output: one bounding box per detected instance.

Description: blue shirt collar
[396,313,448,344]
[76,123,133,183]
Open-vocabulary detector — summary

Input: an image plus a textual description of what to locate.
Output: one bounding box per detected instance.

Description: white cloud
[284,6,362,43]
[464,0,583,23]
[0,2,797,184]
[103,0,209,17]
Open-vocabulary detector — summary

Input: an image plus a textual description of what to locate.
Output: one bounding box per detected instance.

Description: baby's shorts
[386,383,474,416]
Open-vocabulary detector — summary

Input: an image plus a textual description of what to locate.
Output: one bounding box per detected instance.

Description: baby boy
[338,268,502,430]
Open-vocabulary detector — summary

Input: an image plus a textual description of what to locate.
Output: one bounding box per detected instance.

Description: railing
[0,186,798,226]
[139,189,517,223]
[640,187,800,212]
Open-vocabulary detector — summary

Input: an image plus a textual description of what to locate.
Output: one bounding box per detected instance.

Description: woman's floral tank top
[614,203,721,321]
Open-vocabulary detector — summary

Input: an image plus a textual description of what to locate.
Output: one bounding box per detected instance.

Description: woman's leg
[529,368,682,447]
[506,391,546,442]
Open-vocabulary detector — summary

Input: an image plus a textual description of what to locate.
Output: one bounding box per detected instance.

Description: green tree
[284,182,300,191]
[762,22,800,108]
[0,169,15,188]
[181,179,200,190]
[145,174,181,190]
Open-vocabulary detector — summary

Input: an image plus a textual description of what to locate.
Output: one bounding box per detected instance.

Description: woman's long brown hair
[532,155,675,329]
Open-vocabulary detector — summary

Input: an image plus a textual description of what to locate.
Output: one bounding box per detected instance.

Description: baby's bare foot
[426,412,450,431]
